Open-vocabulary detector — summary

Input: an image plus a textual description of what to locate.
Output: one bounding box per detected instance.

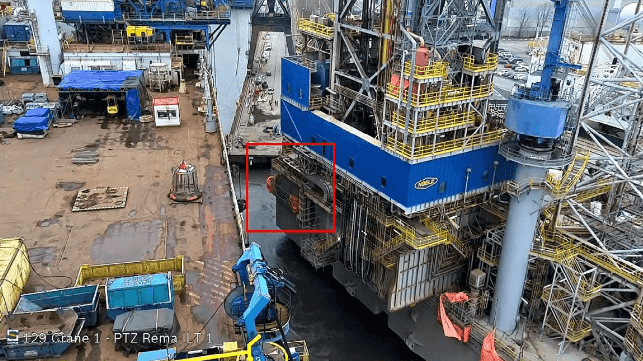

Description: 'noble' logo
[414,177,438,190]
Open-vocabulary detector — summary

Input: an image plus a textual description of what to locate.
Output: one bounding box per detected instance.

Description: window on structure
[381,176,387,188]
[24,59,30,66]
[158,111,168,118]
[287,83,291,93]
[439,182,446,193]
[482,170,489,181]
[311,136,316,143]
[299,89,303,99]
[168,110,177,118]
[71,67,81,71]
[348,157,354,169]
[20,51,29,56]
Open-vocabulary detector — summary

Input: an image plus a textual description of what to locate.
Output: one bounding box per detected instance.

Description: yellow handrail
[297,18,333,40]
[462,53,498,72]
[390,110,477,134]
[403,61,448,80]
[386,83,494,107]
[545,151,590,197]
[386,129,506,160]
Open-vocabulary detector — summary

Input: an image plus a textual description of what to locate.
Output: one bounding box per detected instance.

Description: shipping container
[105,272,174,320]
[3,21,31,42]
[61,0,115,22]
[0,238,30,316]
[14,285,100,327]
[9,66,39,75]
[0,309,84,360]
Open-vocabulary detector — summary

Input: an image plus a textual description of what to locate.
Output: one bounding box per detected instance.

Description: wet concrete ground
[243,168,425,361]
[0,76,242,360]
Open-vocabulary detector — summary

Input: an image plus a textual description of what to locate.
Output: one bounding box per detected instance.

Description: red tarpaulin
[437,292,471,342]
[480,329,503,361]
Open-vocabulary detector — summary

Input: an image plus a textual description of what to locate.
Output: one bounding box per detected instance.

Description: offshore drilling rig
[269,0,643,359]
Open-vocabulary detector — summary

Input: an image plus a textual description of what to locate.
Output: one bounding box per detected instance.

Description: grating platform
[72,187,129,212]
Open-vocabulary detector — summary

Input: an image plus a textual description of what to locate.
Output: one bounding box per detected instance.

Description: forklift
[106,95,118,116]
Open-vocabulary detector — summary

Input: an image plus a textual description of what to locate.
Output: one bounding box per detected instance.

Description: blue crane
[228,242,298,361]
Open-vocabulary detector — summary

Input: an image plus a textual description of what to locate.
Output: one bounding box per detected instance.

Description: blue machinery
[136,243,305,361]
[225,243,299,361]
[492,0,579,332]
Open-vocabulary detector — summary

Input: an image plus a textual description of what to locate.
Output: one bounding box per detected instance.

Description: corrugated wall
[388,246,462,311]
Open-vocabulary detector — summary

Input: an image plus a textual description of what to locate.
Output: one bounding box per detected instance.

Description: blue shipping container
[62,11,115,23]
[106,272,174,320]
[4,21,31,42]
[9,66,39,75]
[13,285,100,327]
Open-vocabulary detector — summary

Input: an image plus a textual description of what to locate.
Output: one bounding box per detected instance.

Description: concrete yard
[0,75,243,359]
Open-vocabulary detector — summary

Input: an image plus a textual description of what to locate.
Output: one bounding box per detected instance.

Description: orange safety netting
[437,292,471,342]
[480,329,503,361]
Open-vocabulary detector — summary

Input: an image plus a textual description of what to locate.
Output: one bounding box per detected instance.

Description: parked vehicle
[498,51,513,59]
[513,73,527,80]
[514,65,529,72]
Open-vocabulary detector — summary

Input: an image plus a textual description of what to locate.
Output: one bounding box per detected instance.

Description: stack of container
[105,272,175,320]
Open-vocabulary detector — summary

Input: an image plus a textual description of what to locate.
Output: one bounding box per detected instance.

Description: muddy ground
[0,75,243,360]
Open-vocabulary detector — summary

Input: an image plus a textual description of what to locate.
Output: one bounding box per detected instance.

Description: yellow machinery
[0,237,30,316]
[126,25,154,38]
[106,95,118,116]
[126,26,154,44]
[136,335,310,361]
[75,255,185,297]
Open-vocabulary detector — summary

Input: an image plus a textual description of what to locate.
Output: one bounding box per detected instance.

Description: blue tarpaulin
[126,89,141,119]
[58,70,145,120]
[13,116,50,133]
[58,70,144,91]
[25,108,52,121]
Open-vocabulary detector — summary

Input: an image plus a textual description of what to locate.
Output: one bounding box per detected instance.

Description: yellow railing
[545,152,590,197]
[386,83,494,108]
[375,220,452,259]
[559,256,602,301]
[386,129,506,160]
[541,288,593,342]
[538,230,643,287]
[297,18,333,40]
[309,96,323,110]
[462,53,498,73]
[403,61,448,80]
[625,327,643,361]
[477,247,500,266]
[390,110,477,134]
[632,301,643,334]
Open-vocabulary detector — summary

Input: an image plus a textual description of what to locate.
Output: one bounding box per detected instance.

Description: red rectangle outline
[245,142,336,234]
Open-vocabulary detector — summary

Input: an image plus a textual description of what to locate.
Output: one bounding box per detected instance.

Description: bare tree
[535,4,553,37]
[516,8,531,38]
